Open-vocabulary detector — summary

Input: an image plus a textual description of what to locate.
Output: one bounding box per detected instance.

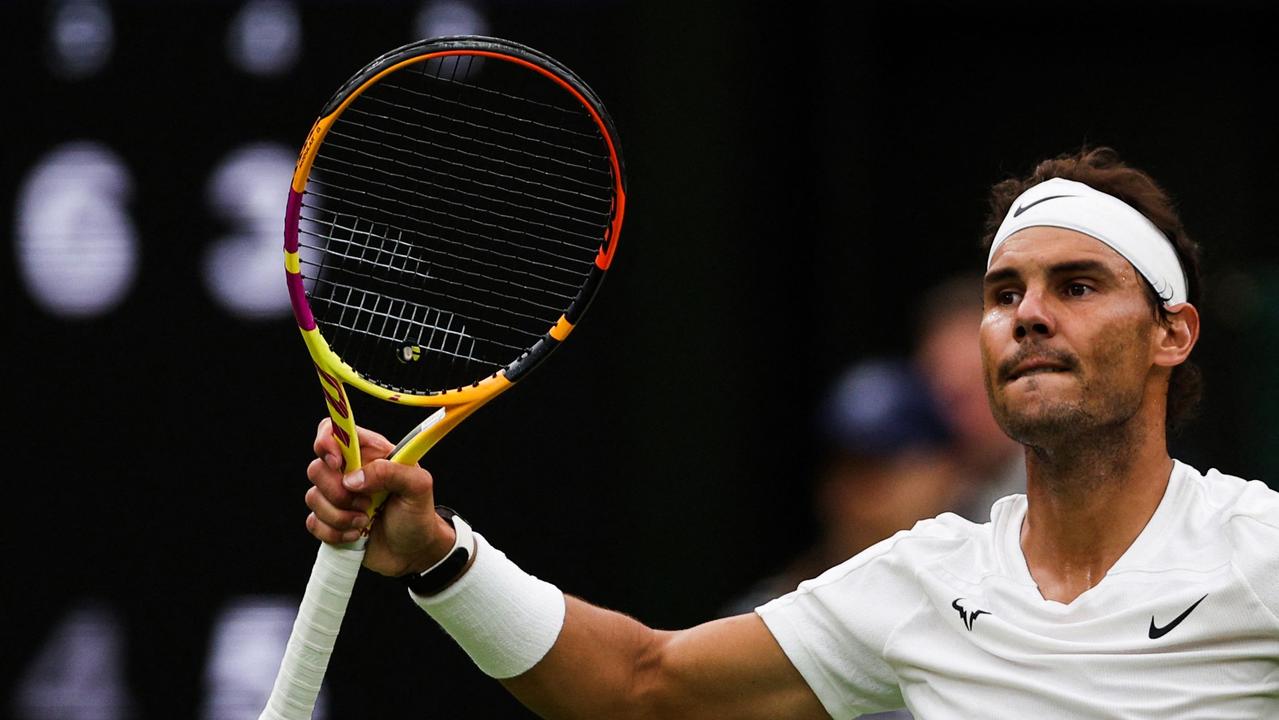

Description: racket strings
[414,55,591,121]
[308,228,520,389]
[320,124,609,232]
[301,168,593,331]
[302,196,588,292]
[302,182,593,272]
[299,217,584,298]
[367,79,608,166]
[323,281,507,360]
[300,207,568,391]
[298,218,573,326]
[300,195,585,318]
[301,52,616,395]
[311,134,607,251]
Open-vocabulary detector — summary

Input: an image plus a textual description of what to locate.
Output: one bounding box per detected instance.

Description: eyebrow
[983,266,1021,286]
[983,259,1117,286]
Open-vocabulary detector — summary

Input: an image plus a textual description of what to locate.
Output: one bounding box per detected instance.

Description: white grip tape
[411,532,566,679]
[259,542,364,720]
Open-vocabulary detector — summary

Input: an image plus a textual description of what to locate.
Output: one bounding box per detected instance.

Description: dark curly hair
[980,147,1204,434]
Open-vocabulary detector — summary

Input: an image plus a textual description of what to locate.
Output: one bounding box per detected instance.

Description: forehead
[986,226,1135,280]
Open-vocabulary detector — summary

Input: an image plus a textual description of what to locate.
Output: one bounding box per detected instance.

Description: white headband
[987,177,1188,306]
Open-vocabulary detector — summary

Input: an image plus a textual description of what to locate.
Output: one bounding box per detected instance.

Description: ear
[1153,303,1200,368]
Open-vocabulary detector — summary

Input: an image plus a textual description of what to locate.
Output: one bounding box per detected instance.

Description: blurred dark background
[3,1,1276,717]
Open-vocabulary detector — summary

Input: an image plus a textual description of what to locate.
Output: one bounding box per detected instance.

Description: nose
[1013,288,1055,340]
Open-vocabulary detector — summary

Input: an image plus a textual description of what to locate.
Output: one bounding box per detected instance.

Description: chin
[993,398,1093,446]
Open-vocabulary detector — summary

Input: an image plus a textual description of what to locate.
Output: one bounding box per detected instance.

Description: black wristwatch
[402,506,475,596]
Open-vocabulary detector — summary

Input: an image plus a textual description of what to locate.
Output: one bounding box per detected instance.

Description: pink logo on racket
[313,364,350,417]
[313,364,353,447]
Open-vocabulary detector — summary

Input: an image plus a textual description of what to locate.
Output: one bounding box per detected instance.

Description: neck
[1019,413,1173,604]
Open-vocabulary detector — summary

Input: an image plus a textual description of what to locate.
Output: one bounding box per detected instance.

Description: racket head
[284,35,626,409]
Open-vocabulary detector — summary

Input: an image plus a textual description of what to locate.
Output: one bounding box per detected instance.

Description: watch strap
[403,506,475,596]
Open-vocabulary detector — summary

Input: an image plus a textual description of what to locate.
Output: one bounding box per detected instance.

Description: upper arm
[639,612,830,720]
[502,597,828,720]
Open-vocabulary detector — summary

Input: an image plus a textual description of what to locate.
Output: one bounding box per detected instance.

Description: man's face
[980,227,1162,446]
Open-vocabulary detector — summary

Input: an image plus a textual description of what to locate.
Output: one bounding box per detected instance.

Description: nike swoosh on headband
[1012,194,1074,218]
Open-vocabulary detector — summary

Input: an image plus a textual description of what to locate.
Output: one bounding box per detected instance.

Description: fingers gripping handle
[259,542,365,720]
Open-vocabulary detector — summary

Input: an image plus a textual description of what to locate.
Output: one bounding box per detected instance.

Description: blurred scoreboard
[8,0,503,324]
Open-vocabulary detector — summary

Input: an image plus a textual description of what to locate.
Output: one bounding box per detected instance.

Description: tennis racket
[260,35,626,720]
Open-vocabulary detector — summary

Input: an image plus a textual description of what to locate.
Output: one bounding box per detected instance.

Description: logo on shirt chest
[952,597,991,631]
[1148,593,1209,639]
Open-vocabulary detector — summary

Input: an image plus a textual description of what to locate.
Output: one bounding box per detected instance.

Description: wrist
[409,531,566,679]
[403,507,476,596]
[411,509,460,574]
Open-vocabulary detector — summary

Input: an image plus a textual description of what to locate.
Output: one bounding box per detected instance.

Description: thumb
[344,458,434,501]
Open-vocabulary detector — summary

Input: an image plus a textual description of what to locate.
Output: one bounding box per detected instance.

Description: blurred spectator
[722,357,960,617]
[914,273,1024,522]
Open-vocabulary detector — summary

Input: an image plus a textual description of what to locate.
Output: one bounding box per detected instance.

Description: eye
[996,289,1021,305]
[1065,282,1093,297]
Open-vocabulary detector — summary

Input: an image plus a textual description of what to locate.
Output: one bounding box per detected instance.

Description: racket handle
[259,541,365,720]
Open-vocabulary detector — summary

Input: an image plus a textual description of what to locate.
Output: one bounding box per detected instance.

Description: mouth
[1005,359,1073,383]
[1011,367,1069,381]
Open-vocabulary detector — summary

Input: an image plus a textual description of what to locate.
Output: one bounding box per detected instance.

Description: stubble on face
[985,312,1152,455]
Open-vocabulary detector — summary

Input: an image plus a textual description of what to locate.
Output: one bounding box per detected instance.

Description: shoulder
[1176,461,1279,530]
[754,512,990,716]
[795,511,990,596]
[1176,461,1279,620]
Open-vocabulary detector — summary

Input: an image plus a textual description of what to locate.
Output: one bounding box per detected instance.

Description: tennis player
[304,147,1279,718]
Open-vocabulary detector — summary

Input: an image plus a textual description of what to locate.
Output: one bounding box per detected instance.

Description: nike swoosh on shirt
[1012,194,1074,217]
[1148,593,1209,639]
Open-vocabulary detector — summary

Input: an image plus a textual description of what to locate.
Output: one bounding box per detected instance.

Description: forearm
[410,530,665,718]
[409,531,825,720]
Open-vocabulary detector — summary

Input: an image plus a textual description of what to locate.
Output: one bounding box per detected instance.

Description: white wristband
[409,531,566,679]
